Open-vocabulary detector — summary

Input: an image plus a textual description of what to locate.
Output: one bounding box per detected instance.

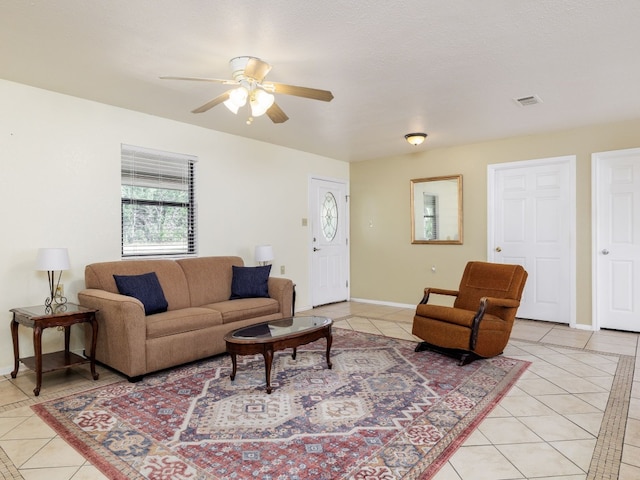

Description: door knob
[495,246,502,252]
[313,247,321,252]
[601,249,610,255]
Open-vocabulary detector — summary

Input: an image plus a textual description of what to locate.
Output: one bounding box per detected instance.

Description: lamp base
[45,270,67,308]
[45,296,68,308]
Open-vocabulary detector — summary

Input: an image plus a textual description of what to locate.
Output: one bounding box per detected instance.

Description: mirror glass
[411,175,463,244]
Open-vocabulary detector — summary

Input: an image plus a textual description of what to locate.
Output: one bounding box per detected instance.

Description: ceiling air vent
[514,94,543,107]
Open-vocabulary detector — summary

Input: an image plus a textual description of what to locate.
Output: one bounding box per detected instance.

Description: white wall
[0,79,348,374]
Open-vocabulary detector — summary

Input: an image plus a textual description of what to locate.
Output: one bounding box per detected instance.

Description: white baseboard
[349,298,415,309]
[572,323,596,331]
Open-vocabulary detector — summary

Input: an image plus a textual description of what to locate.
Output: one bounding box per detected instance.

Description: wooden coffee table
[224,316,332,394]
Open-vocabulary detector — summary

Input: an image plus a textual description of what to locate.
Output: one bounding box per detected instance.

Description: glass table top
[11,303,94,318]
[229,316,331,340]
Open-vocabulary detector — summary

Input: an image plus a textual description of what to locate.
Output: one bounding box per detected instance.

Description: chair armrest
[482,296,521,309]
[419,287,459,304]
[468,297,522,350]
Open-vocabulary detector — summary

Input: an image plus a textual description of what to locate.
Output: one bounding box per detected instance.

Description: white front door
[593,148,640,332]
[310,177,349,307]
[488,156,576,324]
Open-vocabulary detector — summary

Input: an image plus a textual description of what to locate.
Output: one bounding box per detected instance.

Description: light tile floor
[1,301,639,480]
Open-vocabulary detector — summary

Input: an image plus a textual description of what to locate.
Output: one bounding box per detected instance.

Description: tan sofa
[78,256,294,380]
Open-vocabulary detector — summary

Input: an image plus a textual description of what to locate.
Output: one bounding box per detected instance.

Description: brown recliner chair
[412,261,528,365]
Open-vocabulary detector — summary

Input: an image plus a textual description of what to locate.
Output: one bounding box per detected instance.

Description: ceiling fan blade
[267,82,334,102]
[160,76,239,86]
[244,58,272,82]
[266,102,289,123]
[191,91,231,114]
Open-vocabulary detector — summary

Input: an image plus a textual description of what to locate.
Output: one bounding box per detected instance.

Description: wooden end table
[224,316,332,394]
[10,303,99,396]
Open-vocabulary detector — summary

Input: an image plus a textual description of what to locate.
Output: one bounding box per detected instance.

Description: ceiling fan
[160,56,334,124]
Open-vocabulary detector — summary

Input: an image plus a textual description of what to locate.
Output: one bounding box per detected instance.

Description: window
[423,193,438,240]
[321,192,338,241]
[121,144,197,257]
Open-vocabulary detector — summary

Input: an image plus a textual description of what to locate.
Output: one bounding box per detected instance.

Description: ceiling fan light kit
[161,56,333,125]
[405,133,427,146]
[223,86,248,114]
[250,88,275,117]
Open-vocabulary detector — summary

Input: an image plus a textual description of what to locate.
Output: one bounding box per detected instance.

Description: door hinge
[346,280,349,287]
[346,238,349,245]
[345,195,350,202]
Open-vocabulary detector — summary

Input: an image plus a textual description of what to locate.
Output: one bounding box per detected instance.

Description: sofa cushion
[114,272,168,315]
[415,304,505,331]
[206,298,280,324]
[176,256,244,306]
[85,259,191,310]
[146,307,224,339]
[230,265,271,299]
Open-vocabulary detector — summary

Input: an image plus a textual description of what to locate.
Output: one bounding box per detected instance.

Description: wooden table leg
[10,316,19,379]
[33,326,43,396]
[326,328,333,369]
[229,353,237,381]
[263,347,274,394]
[89,315,99,380]
[64,325,71,363]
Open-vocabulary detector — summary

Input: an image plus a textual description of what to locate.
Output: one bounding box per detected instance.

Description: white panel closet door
[488,157,575,323]
[593,148,640,332]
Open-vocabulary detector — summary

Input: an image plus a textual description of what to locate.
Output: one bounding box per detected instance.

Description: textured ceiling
[1,0,639,162]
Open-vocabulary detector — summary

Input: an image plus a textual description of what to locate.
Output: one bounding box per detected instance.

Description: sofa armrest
[77,288,148,378]
[267,277,295,317]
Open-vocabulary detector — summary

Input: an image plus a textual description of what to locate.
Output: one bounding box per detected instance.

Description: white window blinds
[121,144,197,257]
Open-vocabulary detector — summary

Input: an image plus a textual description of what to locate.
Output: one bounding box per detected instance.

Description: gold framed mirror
[411,174,463,244]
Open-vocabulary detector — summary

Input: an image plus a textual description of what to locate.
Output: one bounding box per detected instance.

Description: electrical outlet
[280,265,285,275]
[55,284,64,298]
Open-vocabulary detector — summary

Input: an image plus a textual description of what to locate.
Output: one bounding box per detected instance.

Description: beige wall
[0,79,349,374]
[349,119,640,327]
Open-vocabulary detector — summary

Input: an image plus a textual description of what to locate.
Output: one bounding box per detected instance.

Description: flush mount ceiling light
[405,133,427,146]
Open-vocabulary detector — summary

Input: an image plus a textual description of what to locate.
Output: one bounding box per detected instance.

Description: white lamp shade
[255,245,274,263]
[223,86,248,114]
[250,89,275,117]
[36,248,70,271]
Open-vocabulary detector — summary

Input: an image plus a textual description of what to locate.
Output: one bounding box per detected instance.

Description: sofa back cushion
[84,260,191,311]
[177,256,244,307]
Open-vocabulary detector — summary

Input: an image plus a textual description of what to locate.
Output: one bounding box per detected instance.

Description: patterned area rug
[33,329,529,479]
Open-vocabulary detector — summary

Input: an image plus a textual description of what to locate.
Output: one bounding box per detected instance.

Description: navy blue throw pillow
[230,265,271,299]
[113,272,168,315]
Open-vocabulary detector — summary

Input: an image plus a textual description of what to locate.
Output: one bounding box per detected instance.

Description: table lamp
[255,245,274,266]
[36,248,70,307]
